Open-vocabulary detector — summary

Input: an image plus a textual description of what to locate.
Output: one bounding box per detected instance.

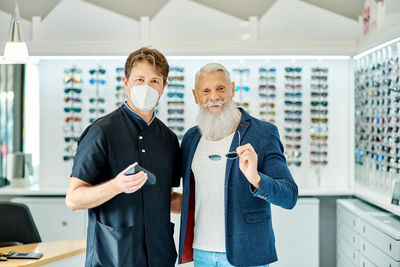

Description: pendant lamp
[4,2,29,62]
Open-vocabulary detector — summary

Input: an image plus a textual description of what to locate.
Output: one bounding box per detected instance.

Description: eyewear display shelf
[36,57,351,194]
[354,39,400,216]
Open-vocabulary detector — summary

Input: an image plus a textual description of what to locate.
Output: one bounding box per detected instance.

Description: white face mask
[129,84,160,111]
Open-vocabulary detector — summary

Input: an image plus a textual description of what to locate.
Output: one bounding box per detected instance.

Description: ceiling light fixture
[4,2,29,62]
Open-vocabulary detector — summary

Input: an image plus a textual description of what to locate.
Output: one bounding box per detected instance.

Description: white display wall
[37,57,352,191]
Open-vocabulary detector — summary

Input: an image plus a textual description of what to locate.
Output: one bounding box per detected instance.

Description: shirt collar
[123,102,155,126]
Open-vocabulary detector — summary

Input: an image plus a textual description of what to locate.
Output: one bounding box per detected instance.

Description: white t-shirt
[191,133,235,252]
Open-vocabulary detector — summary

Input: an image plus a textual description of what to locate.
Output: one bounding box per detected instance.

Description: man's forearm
[66,179,119,211]
[171,191,182,214]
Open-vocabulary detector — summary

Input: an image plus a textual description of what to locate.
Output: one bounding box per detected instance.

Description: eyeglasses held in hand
[64,88,82,94]
[208,131,241,161]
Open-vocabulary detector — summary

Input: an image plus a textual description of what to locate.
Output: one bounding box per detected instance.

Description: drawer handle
[389,243,392,251]
[363,244,365,251]
[363,226,365,233]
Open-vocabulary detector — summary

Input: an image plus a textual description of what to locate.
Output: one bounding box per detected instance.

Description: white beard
[196,100,241,140]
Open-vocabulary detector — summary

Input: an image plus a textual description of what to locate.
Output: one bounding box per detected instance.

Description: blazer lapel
[185,128,201,180]
[224,109,251,187]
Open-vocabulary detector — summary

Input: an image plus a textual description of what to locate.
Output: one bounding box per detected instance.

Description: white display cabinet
[336,199,388,267]
[359,213,400,266]
[11,197,87,242]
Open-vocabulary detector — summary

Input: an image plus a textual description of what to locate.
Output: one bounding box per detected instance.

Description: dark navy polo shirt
[71,105,181,267]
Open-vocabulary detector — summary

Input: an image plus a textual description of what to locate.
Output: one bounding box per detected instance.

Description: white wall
[41,0,140,41]
[259,0,359,41]
[150,0,247,41]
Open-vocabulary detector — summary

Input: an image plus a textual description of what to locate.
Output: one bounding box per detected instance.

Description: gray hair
[194,63,231,88]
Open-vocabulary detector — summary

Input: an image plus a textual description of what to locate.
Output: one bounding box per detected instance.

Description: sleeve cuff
[249,173,270,201]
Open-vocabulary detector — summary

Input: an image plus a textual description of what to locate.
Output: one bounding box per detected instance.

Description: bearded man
[177,63,298,267]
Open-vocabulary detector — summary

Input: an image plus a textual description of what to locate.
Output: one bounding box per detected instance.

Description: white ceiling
[0,0,368,21]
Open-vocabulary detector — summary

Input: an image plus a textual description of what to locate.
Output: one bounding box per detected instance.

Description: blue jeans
[193,248,269,267]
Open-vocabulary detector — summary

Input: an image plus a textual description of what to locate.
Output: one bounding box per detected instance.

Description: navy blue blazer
[178,108,298,266]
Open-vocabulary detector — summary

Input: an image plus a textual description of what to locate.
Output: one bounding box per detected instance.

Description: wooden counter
[0,238,85,267]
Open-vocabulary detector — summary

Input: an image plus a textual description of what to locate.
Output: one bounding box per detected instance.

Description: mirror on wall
[0,64,25,186]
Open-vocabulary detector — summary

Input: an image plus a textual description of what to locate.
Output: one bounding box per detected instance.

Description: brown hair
[124,47,169,85]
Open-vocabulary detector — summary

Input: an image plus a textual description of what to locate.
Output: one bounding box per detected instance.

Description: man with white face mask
[177,63,298,267]
[66,47,182,267]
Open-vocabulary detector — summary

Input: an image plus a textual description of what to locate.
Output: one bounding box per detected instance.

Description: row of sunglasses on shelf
[258,67,277,123]
[283,67,303,165]
[166,67,185,140]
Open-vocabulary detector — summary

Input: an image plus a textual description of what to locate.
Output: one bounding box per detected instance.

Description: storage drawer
[337,204,359,233]
[337,248,358,267]
[338,218,359,249]
[360,237,400,267]
[360,214,400,261]
[360,253,376,267]
[337,236,359,266]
